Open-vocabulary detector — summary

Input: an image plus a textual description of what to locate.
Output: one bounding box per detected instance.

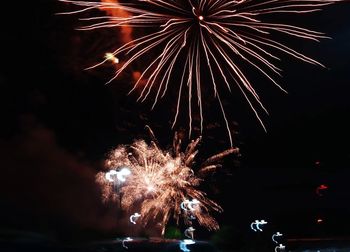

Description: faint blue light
[179,239,195,252]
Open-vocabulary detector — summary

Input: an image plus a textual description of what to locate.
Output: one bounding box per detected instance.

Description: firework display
[96,126,239,235]
[58,0,339,145]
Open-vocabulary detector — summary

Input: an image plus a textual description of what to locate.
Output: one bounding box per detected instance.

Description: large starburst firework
[96,126,239,235]
[59,0,340,145]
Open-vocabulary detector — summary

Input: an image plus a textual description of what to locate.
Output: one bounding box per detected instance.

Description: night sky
[1,0,350,243]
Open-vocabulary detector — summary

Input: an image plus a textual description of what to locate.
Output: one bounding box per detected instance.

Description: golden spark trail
[59,0,341,146]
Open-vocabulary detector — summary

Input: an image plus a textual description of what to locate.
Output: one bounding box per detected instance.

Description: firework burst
[58,0,340,145]
[96,126,239,235]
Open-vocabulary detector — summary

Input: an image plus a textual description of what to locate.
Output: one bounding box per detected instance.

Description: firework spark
[58,0,340,145]
[96,126,239,235]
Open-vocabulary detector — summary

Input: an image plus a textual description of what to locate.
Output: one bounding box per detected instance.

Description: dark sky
[1,0,350,241]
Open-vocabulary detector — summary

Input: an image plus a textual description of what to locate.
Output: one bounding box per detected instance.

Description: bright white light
[105,170,117,182]
[250,220,268,232]
[179,239,195,252]
[105,168,131,183]
[256,220,267,231]
[272,232,283,244]
[130,212,141,224]
[105,53,119,64]
[122,237,133,249]
[274,243,285,252]
[250,220,257,231]
[183,239,195,245]
[117,167,131,182]
[181,199,200,211]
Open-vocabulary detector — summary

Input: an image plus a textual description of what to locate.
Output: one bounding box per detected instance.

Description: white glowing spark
[251,219,268,232]
[105,167,131,183]
[250,220,258,232]
[272,232,283,244]
[116,167,131,182]
[275,243,286,252]
[181,199,200,212]
[105,52,119,64]
[105,169,117,182]
[122,237,133,249]
[256,220,268,231]
[184,226,195,240]
[129,212,141,225]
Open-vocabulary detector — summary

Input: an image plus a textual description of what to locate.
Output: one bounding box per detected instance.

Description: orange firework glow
[96,126,239,236]
[99,0,132,43]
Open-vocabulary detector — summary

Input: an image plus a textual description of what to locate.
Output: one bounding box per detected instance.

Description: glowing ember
[105,52,119,64]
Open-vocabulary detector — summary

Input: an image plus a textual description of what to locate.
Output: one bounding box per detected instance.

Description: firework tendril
[59,0,340,145]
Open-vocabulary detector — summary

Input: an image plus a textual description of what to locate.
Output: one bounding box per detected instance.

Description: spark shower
[58,0,340,145]
[97,126,239,235]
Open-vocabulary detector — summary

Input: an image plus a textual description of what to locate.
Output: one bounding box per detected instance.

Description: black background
[1,0,350,243]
